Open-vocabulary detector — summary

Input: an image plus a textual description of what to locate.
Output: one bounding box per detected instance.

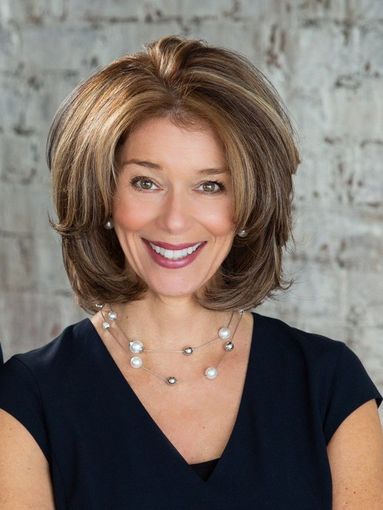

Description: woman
[0,35,382,509]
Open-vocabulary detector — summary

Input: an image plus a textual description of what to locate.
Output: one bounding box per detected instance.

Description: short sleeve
[0,356,50,460]
[323,343,383,444]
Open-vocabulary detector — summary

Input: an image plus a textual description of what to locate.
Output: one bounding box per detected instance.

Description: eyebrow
[122,159,229,176]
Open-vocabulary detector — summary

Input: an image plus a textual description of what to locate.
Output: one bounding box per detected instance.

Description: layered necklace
[96,304,245,386]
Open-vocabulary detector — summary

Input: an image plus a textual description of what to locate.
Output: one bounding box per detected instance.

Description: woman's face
[112,116,236,301]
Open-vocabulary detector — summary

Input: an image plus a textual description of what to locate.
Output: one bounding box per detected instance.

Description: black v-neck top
[0,312,382,509]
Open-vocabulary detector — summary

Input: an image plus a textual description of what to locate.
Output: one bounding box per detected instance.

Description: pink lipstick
[144,240,202,250]
[142,239,206,269]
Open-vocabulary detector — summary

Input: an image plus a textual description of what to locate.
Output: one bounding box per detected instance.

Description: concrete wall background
[0,1,382,407]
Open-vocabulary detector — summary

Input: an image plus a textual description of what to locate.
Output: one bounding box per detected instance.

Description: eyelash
[129,176,226,194]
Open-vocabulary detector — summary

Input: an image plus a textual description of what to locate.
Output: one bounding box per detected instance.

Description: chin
[151,286,200,299]
[144,278,205,300]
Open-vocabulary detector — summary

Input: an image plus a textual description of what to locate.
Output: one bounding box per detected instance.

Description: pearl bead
[205,367,218,379]
[167,376,177,385]
[183,346,194,355]
[130,356,143,369]
[129,340,144,353]
[102,321,111,330]
[224,341,235,351]
[108,310,117,321]
[218,327,231,340]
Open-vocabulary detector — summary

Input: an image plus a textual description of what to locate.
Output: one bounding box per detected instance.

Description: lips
[142,239,206,250]
[142,238,207,269]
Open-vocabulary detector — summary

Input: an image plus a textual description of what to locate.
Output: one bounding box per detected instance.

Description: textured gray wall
[1,1,382,406]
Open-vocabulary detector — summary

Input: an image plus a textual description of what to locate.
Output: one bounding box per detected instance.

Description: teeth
[149,242,202,260]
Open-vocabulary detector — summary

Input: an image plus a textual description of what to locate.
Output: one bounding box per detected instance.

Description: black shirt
[0,312,381,509]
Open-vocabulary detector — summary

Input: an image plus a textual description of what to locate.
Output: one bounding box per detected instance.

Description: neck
[110,295,233,352]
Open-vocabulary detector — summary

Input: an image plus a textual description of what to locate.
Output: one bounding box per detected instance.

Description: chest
[49,315,334,509]
[92,311,253,464]
[128,372,248,464]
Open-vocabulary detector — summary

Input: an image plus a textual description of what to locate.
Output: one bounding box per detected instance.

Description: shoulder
[251,311,375,401]
[2,318,96,382]
[253,311,382,443]
[253,311,346,365]
[0,320,97,466]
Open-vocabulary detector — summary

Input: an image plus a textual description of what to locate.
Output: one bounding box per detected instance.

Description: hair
[47,34,300,314]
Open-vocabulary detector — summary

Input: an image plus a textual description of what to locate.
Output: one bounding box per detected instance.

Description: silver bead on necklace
[98,304,245,386]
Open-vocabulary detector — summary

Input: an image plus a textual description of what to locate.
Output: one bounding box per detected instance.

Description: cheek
[201,202,235,236]
[112,196,153,232]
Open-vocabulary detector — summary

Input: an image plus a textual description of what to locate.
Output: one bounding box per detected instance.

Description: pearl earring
[237,229,247,238]
[104,219,114,230]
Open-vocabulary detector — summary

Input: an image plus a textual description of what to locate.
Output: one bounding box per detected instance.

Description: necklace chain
[97,304,244,386]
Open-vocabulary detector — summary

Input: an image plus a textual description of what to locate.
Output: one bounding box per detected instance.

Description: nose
[157,187,193,234]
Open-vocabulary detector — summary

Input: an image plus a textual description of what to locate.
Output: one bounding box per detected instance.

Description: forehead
[119,116,226,165]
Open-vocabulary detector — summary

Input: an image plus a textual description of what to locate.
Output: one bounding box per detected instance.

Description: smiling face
[112,116,236,301]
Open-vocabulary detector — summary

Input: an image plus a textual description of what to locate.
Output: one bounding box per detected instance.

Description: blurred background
[0,0,382,403]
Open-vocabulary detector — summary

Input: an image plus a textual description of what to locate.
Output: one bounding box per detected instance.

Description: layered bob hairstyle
[47,35,300,313]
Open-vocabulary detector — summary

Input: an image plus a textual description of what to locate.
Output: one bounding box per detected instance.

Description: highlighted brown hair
[47,35,300,313]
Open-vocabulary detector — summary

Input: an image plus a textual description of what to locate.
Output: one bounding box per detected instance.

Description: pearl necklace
[96,304,244,386]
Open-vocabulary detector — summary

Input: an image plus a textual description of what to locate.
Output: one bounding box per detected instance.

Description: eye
[130,176,159,191]
[198,181,226,194]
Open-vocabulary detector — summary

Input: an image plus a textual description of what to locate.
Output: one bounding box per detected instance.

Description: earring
[237,229,247,238]
[104,219,114,230]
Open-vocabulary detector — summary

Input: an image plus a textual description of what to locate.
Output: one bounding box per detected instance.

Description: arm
[327,399,383,509]
[0,409,55,509]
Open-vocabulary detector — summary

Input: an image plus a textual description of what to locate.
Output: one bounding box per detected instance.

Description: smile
[142,239,207,269]
[148,241,202,260]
